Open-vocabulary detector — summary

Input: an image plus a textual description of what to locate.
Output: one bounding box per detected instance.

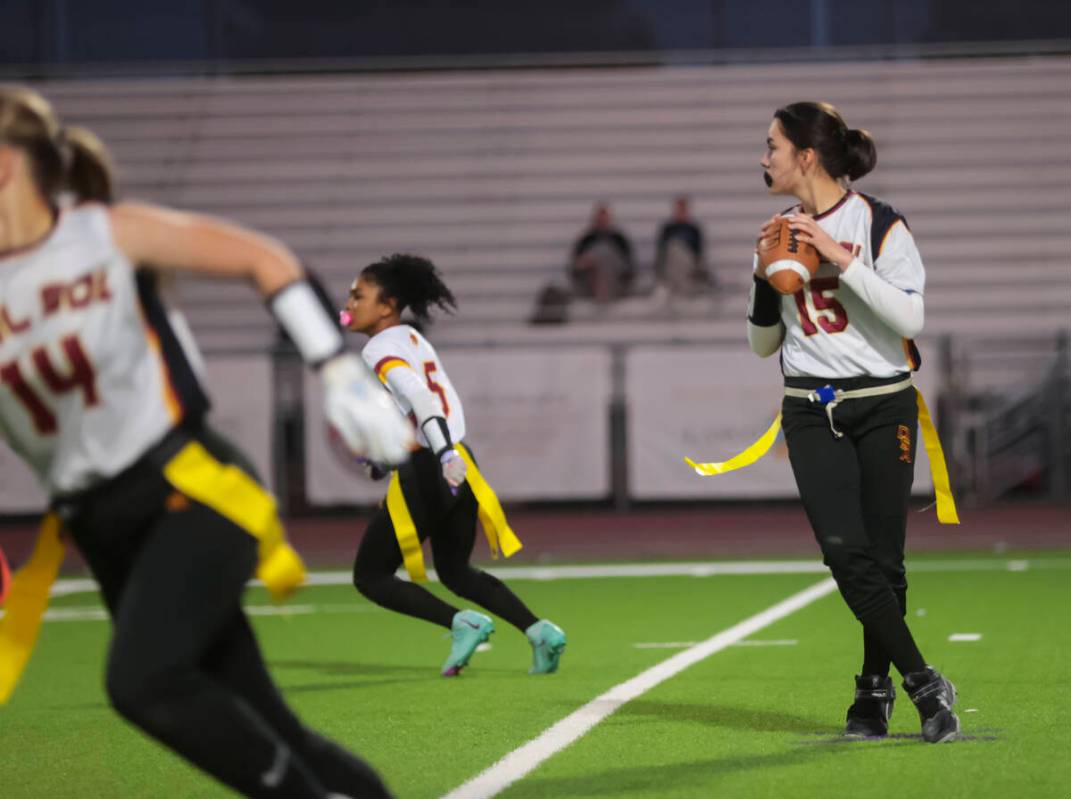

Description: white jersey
[766,191,925,378]
[0,205,208,495]
[361,324,465,448]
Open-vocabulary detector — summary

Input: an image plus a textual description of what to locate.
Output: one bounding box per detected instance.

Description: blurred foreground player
[0,545,10,606]
[341,254,566,676]
[748,101,959,743]
[0,85,413,797]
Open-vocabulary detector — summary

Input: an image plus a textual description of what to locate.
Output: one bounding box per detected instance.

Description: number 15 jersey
[769,191,926,378]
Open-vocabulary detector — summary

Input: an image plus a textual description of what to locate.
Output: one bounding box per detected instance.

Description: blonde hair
[0,85,116,203]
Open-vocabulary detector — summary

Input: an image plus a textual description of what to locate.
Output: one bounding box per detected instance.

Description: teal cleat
[442,610,494,676]
[525,620,566,674]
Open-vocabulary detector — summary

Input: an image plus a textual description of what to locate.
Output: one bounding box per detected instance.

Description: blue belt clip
[810,384,839,406]
[808,384,845,438]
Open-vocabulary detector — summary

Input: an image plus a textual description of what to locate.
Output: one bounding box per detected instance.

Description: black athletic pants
[781,375,927,677]
[63,424,391,799]
[352,447,539,632]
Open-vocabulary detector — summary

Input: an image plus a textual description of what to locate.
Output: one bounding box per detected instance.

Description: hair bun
[843,127,877,182]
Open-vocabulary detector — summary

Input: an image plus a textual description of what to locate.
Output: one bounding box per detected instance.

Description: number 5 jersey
[0,204,207,495]
[763,191,926,378]
[361,324,465,450]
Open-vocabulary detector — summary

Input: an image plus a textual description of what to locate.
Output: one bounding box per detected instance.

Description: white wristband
[270,280,344,366]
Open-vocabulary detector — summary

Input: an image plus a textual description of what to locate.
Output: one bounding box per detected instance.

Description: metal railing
[944,330,1070,504]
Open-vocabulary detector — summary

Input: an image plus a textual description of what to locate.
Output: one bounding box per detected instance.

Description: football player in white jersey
[747,102,959,743]
[340,254,566,677]
[0,86,413,797]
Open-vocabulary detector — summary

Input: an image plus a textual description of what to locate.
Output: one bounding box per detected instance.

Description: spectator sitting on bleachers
[569,202,635,303]
[655,196,714,296]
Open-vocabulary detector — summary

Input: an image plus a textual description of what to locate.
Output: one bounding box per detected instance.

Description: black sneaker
[903,666,960,743]
[844,674,896,737]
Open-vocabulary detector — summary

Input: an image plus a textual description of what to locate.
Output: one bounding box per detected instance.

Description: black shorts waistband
[50,423,198,520]
[783,373,910,392]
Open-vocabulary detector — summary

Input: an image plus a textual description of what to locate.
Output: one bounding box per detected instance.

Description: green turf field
[3,552,1070,798]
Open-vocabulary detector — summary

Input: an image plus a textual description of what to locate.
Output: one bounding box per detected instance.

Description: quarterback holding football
[746,101,960,744]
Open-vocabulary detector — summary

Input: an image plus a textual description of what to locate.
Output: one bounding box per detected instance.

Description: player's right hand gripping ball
[757,217,820,295]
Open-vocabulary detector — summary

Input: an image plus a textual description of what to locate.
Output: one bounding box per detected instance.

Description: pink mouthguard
[339,310,352,326]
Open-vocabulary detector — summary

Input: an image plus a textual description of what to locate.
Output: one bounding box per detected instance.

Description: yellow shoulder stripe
[374,357,412,384]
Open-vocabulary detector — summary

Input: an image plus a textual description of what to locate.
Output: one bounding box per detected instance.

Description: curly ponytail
[361,253,457,324]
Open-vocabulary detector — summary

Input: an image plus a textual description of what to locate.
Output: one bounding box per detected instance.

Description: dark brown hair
[774,101,877,182]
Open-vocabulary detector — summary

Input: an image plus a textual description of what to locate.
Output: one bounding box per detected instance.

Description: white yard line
[439,577,837,799]
[0,602,379,623]
[43,555,1071,598]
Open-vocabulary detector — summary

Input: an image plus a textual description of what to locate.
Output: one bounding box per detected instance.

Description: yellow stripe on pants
[915,389,960,525]
[386,474,427,582]
[386,444,522,582]
[456,443,523,560]
[162,442,307,600]
[0,513,65,704]
[685,414,783,476]
[684,389,959,524]
[0,441,305,705]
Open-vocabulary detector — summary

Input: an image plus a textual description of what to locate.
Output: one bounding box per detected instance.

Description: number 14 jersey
[0,205,206,496]
[772,191,926,378]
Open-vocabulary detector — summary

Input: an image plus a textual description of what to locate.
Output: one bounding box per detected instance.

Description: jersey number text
[794,277,849,335]
[423,361,450,417]
[0,335,98,434]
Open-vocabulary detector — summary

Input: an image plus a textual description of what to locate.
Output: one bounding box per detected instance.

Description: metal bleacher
[43,55,1071,351]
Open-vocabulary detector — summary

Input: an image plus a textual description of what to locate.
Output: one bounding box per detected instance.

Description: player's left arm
[836,221,925,339]
[381,364,452,454]
[381,363,466,488]
[110,202,413,464]
[109,202,302,295]
[110,202,346,366]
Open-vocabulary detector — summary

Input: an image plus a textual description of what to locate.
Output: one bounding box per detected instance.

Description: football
[757,217,820,295]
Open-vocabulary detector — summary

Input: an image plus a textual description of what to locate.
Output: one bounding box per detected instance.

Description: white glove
[321,353,414,466]
[440,448,467,492]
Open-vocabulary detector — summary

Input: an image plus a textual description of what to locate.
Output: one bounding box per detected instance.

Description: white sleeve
[381,366,440,421]
[873,220,926,295]
[382,364,451,452]
[747,320,784,357]
[746,263,784,358]
[837,217,925,338]
[839,259,925,338]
